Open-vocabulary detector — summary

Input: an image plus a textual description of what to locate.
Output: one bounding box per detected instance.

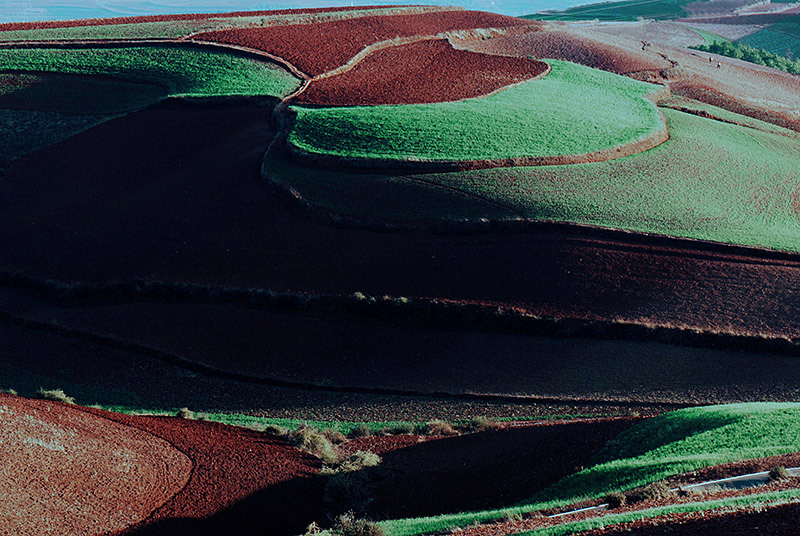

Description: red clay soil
[456,28,672,74]
[0,395,191,536]
[294,39,548,105]
[5,103,800,343]
[74,406,323,536]
[194,11,538,76]
[363,418,638,519]
[0,5,412,31]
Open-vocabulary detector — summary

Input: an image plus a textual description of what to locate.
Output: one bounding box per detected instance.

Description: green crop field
[272,103,800,252]
[0,45,301,97]
[737,27,800,60]
[288,60,664,163]
[383,403,800,535]
[527,0,691,21]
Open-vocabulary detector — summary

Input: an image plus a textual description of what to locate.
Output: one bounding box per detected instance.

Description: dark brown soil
[295,39,548,105]
[194,11,537,75]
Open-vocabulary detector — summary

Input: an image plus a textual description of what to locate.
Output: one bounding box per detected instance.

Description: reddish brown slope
[296,39,549,105]
[194,11,537,76]
[0,395,191,536]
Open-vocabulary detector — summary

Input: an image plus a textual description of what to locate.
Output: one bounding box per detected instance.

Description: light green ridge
[520,489,800,536]
[288,60,664,162]
[0,45,301,97]
[423,108,800,252]
[381,403,800,535]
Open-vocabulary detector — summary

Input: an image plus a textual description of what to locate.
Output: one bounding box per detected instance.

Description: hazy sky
[0,0,585,22]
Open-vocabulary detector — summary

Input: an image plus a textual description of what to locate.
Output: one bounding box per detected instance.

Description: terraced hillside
[4,5,800,536]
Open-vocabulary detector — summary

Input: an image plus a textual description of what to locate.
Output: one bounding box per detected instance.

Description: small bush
[177,407,196,419]
[625,481,671,504]
[290,424,340,464]
[0,388,18,396]
[463,416,502,433]
[323,428,347,444]
[769,466,790,482]
[334,451,382,474]
[604,491,626,509]
[349,423,372,438]
[262,424,289,437]
[332,511,384,536]
[36,388,75,404]
[425,420,458,436]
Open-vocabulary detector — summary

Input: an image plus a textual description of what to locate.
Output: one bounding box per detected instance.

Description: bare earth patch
[0,395,191,536]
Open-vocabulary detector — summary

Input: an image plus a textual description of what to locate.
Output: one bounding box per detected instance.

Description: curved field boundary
[281,85,670,173]
[7,269,800,365]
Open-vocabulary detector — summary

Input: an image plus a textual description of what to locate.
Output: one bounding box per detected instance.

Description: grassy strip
[692,40,800,74]
[381,403,800,535]
[288,60,664,162]
[526,0,690,21]
[423,108,800,252]
[0,45,301,97]
[685,26,731,46]
[520,488,800,535]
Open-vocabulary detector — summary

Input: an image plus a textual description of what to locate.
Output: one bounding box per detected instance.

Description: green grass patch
[422,108,800,252]
[0,45,301,97]
[381,403,800,536]
[527,0,691,21]
[519,489,800,535]
[737,27,800,61]
[288,60,664,163]
[685,26,731,46]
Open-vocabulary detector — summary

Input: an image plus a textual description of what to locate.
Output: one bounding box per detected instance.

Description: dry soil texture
[295,39,549,105]
[0,395,191,536]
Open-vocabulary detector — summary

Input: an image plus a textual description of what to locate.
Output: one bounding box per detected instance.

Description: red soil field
[78,406,323,536]
[194,11,538,76]
[295,39,548,105]
[4,103,800,349]
[0,395,191,536]
[0,5,413,32]
[456,28,673,74]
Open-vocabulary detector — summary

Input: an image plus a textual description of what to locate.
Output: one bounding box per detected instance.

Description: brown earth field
[3,102,800,340]
[0,395,192,536]
[294,39,549,105]
[5,289,800,406]
[458,25,800,132]
[0,5,416,31]
[193,10,537,76]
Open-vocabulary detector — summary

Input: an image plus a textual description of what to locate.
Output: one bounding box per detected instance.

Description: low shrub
[323,428,347,444]
[382,422,414,435]
[177,407,196,419]
[304,512,384,536]
[349,423,372,438]
[769,466,790,482]
[625,481,672,504]
[463,416,502,433]
[322,450,382,475]
[35,388,75,404]
[262,424,289,436]
[604,491,626,509]
[290,424,340,464]
[0,388,18,396]
[426,420,458,436]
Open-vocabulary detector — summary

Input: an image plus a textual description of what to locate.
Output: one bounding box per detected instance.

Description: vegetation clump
[769,465,791,482]
[322,450,382,475]
[35,388,75,404]
[0,388,18,396]
[425,420,458,436]
[304,512,384,536]
[290,424,340,464]
[693,41,800,75]
[604,491,626,509]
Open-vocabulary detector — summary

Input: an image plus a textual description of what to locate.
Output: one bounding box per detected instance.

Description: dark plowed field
[295,39,548,105]
[194,11,536,75]
[3,102,800,341]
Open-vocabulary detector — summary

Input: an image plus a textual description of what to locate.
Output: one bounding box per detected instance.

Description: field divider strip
[0,309,682,409]
[4,270,800,362]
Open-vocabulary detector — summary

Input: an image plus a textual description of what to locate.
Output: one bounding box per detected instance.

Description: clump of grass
[426,420,458,436]
[349,423,372,438]
[323,428,347,444]
[36,388,75,404]
[625,481,672,504]
[304,512,384,536]
[290,424,340,464]
[177,407,196,419]
[0,388,18,396]
[382,422,414,435]
[604,491,626,509]
[769,466,790,482]
[262,424,290,437]
[462,416,502,433]
[322,451,382,476]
